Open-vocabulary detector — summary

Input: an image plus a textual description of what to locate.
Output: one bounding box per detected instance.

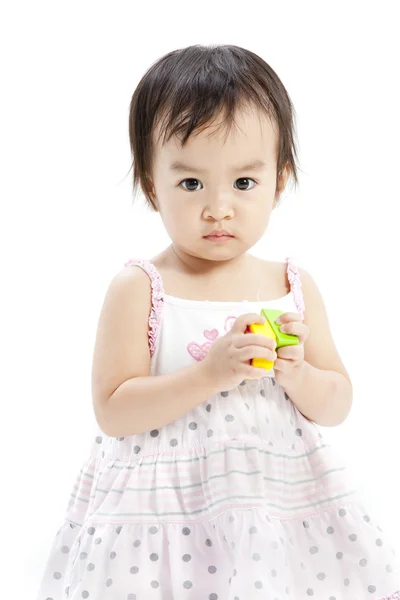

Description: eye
[179,178,203,192]
[234,178,257,191]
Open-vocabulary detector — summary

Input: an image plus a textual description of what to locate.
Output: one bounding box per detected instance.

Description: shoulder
[105,263,153,320]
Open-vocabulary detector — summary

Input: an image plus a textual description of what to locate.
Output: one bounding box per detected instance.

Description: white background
[1,1,399,596]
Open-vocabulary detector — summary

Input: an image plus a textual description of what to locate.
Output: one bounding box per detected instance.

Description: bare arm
[101,362,220,437]
[91,265,220,438]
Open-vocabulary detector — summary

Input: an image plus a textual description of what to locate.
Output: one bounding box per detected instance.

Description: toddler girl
[37,44,400,599]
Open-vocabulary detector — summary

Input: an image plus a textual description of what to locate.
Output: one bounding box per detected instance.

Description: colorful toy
[246,308,299,371]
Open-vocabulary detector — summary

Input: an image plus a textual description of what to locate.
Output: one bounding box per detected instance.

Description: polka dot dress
[36,258,400,599]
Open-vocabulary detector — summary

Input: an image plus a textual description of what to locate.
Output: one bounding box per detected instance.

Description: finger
[231,313,266,334]
[276,312,303,324]
[277,346,304,360]
[238,345,277,362]
[279,323,309,343]
[242,364,271,379]
[236,332,277,350]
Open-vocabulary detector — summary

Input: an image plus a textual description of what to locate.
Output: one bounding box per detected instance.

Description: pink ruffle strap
[377,593,400,599]
[285,256,305,321]
[124,258,165,357]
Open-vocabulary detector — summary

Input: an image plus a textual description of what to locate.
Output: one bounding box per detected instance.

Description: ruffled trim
[124,258,165,357]
[285,256,305,320]
[377,593,400,600]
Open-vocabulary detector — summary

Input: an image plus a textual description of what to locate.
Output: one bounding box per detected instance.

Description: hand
[201,313,278,392]
[273,312,309,386]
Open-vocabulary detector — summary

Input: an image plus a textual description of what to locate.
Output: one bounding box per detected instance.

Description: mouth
[204,234,235,241]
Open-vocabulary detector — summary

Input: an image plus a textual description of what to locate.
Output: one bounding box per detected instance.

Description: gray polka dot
[87,563,95,571]
[133,539,141,547]
[310,546,318,554]
[240,380,246,386]
[53,572,61,580]
[130,566,139,574]
[376,538,383,546]
[210,594,218,600]
[150,429,159,437]
[327,526,334,534]
[344,578,350,586]
[329,597,336,600]
[116,525,122,534]
[182,527,191,535]
[150,553,158,561]
[317,572,326,580]
[252,553,261,561]
[306,589,314,596]
[80,552,88,559]
[225,414,235,422]
[386,564,393,572]
[255,581,263,589]
[127,595,136,600]
[295,428,303,436]
[205,538,212,547]
[221,391,229,397]
[88,527,95,535]
[149,526,158,534]
[110,551,116,559]
[336,552,343,560]
[134,445,141,453]
[339,508,347,517]
[170,438,178,446]
[303,520,310,528]
[182,554,191,562]
[349,533,357,541]
[249,526,257,534]
[251,426,258,434]
[61,545,69,553]
[271,569,277,577]
[106,578,113,587]
[363,514,370,522]
[260,389,265,397]
[95,436,102,444]
[245,403,250,410]
[368,585,376,593]
[270,541,279,550]
[206,404,212,412]
[183,581,192,589]
[360,558,368,567]
[82,592,89,599]
[189,421,197,429]
[95,537,102,544]
[207,429,214,437]
[151,581,159,588]
[208,566,217,574]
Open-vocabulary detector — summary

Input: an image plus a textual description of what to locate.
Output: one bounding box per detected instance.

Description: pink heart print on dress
[187,341,213,361]
[203,329,218,341]
[187,316,237,361]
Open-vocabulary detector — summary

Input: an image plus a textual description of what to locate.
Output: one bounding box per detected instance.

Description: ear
[277,163,290,194]
[147,181,159,211]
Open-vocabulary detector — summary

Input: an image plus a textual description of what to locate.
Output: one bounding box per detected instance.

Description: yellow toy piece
[247,308,299,373]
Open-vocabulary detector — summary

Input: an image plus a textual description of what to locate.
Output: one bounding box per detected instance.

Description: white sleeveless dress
[36,256,400,600]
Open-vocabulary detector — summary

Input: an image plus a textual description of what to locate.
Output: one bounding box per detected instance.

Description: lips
[204,230,234,237]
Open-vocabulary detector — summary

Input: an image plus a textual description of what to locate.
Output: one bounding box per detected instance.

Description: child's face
[150,104,289,262]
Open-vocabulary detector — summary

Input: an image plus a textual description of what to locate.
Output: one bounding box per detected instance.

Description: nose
[203,194,234,221]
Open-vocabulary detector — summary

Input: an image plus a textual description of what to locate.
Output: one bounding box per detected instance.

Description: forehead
[152,105,278,164]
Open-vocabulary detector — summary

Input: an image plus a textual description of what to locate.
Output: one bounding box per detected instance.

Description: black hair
[128,44,301,210]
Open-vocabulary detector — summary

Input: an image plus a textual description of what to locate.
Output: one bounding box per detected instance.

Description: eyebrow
[169,159,267,173]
